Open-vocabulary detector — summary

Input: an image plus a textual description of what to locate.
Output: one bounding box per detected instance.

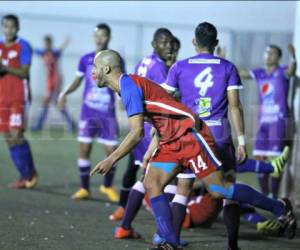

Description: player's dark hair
[268,44,282,58]
[172,36,181,49]
[195,22,218,49]
[153,28,173,41]
[1,14,19,29]
[95,23,111,36]
[44,35,52,42]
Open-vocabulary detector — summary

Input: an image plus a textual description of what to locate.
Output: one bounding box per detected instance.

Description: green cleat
[257,219,281,235]
[271,146,290,178]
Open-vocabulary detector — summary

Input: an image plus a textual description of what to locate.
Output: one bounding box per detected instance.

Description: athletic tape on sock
[132,181,145,193]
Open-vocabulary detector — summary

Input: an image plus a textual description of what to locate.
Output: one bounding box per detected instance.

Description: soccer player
[32,35,76,132]
[90,50,296,250]
[0,14,37,188]
[110,28,174,225]
[238,44,297,199]
[162,22,245,250]
[57,23,120,201]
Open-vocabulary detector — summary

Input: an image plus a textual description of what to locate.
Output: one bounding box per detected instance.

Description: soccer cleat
[278,198,297,239]
[8,179,27,189]
[256,219,281,235]
[114,226,141,239]
[148,243,182,250]
[271,146,290,178]
[109,206,125,221]
[71,188,90,200]
[99,185,119,202]
[25,173,38,189]
[152,233,189,247]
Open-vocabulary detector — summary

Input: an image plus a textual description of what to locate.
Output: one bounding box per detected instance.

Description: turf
[0,130,299,250]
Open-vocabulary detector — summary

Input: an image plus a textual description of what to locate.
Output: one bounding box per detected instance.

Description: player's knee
[177,178,193,196]
[206,184,234,200]
[143,176,161,194]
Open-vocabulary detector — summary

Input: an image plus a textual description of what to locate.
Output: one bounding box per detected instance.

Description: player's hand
[90,158,114,176]
[288,44,296,58]
[236,145,247,164]
[57,93,66,110]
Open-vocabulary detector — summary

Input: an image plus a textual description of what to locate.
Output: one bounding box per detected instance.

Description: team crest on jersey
[8,50,18,59]
[260,82,274,101]
[197,97,212,118]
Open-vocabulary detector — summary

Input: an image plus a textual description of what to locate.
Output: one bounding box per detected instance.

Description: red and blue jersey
[35,48,62,90]
[119,74,197,144]
[0,37,32,103]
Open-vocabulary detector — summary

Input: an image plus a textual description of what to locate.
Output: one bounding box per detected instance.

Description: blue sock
[150,195,179,246]
[232,183,284,217]
[9,141,36,179]
[34,106,49,130]
[236,159,273,173]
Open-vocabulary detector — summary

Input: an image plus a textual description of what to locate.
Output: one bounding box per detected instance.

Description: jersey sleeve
[249,68,260,81]
[161,62,179,92]
[19,40,33,66]
[76,56,86,77]
[53,49,62,58]
[281,65,290,80]
[227,63,243,90]
[34,48,45,56]
[120,76,145,117]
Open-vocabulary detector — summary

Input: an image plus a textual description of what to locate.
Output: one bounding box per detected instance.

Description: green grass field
[0,130,299,250]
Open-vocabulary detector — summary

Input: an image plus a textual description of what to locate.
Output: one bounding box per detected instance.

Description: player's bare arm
[90,114,144,176]
[57,76,83,109]
[0,64,30,79]
[228,89,247,163]
[238,69,252,80]
[59,36,71,51]
[286,44,297,77]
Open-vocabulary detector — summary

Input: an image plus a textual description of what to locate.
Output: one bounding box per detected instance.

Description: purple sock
[60,108,76,132]
[242,212,266,224]
[121,181,145,230]
[271,177,282,199]
[150,194,179,246]
[78,159,90,190]
[240,204,266,224]
[9,141,36,179]
[104,165,116,187]
[237,159,273,174]
[232,183,284,217]
[171,194,187,239]
[34,106,48,130]
[164,184,177,202]
[257,173,269,195]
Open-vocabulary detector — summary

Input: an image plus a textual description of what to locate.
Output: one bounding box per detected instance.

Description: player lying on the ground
[90,50,297,250]
[0,14,38,189]
[57,23,121,202]
[32,35,76,132]
[183,190,283,235]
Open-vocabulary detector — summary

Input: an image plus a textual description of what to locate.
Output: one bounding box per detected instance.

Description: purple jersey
[250,66,290,123]
[164,53,242,143]
[76,52,115,114]
[134,52,168,83]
